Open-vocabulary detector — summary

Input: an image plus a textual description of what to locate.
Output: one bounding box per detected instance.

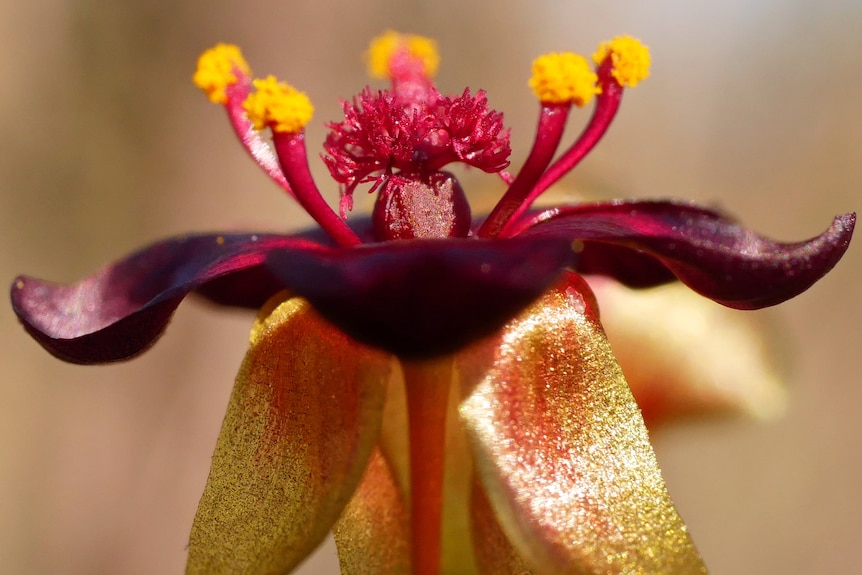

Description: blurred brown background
[1,1,859,573]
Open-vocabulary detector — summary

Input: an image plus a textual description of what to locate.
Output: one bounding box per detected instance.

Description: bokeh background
[1,1,860,573]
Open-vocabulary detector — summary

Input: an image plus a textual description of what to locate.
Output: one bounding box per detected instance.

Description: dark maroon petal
[11,233,324,364]
[520,200,855,309]
[265,237,575,358]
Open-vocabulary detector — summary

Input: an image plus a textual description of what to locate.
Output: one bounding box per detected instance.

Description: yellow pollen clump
[593,36,651,88]
[242,76,314,134]
[193,43,251,104]
[529,52,599,106]
[366,30,440,79]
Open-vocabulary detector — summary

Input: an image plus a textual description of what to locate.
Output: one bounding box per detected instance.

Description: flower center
[323,32,511,237]
[192,32,651,248]
[371,171,472,241]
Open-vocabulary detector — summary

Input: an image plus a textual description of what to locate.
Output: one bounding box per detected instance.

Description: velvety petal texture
[591,277,786,426]
[11,233,575,362]
[186,294,392,574]
[522,201,855,309]
[265,237,576,358]
[458,272,706,574]
[10,233,319,363]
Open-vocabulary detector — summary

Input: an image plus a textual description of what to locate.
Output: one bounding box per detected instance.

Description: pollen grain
[242,76,314,134]
[593,36,651,88]
[529,52,599,107]
[193,43,251,104]
[366,30,439,79]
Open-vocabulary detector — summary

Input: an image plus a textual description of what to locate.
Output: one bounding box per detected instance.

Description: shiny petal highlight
[459,272,706,574]
[186,295,391,574]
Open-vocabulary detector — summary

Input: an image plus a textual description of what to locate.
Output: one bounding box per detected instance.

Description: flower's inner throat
[192,31,650,246]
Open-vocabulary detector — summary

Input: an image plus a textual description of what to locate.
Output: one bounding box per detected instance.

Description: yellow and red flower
[11,31,853,574]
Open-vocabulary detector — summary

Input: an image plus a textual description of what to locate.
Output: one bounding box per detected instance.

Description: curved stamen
[479,51,598,238]
[223,81,296,199]
[477,104,570,238]
[273,132,362,247]
[244,75,362,247]
[497,60,623,238]
[194,44,295,199]
[495,37,650,238]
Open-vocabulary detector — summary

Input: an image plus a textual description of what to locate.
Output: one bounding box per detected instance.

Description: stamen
[243,76,314,134]
[194,44,296,199]
[492,38,651,238]
[366,30,439,80]
[366,30,440,106]
[478,52,600,237]
[193,43,251,104]
[593,36,650,88]
[529,52,599,107]
[242,75,360,247]
[477,104,570,238]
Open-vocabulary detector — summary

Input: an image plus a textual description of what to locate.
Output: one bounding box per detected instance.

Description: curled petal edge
[10,233,321,364]
[520,201,855,309]
[12,233,576,363]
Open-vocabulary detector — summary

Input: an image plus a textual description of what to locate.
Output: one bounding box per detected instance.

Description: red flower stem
[272,132,362,247]
[498,65,624,238]
[223,80,296,199]
[402,356,453,575]
[477,104,569,238]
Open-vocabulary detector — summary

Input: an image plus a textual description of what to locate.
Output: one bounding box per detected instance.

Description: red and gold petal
[458,272,706,574]
[186,294,393,574]
[590,277,786,427]
[333,447,412,575]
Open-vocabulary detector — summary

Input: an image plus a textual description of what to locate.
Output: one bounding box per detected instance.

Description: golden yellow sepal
[529,52,599,106]
[458,273,706,574]
[242,75,314,133]
[193,43,251,104]
[366,30,440,79]
[186,293,392,574]
[593,35,651,87]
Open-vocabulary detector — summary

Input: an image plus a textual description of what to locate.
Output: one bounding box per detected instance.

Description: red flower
[10,32,853,574]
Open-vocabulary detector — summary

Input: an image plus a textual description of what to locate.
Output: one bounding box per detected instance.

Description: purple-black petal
[521,200,855,309]
[265,236,575,358]
[11,233,324,364]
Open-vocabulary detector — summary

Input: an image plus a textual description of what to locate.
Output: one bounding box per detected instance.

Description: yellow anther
[529,52,599,106]
[242,76,314,134]
[366,30,440,79]
[593,36,651,88]
[193,43,252,104]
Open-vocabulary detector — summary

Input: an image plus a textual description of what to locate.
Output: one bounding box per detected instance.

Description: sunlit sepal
[333,447,411,575]
[186,294,391,574]
[591,277,786,426]
[459,272,706,574]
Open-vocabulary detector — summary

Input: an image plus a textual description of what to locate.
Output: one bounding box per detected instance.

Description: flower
[10,31,854,574]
